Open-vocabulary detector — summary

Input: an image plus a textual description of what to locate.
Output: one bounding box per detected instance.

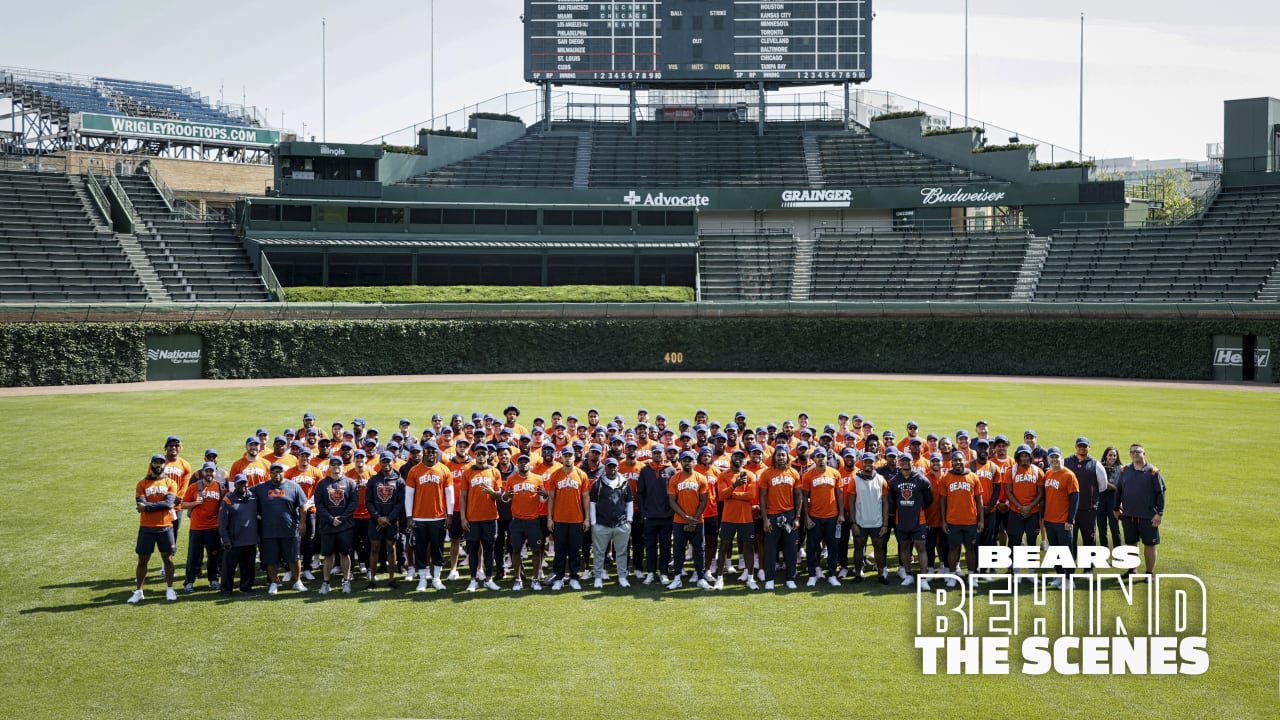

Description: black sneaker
[878,575,890,585]
[852,575,864,584]
[368,578,378,589]
[387,579,399,589]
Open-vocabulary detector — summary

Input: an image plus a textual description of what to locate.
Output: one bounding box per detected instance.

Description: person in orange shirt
[160,435,193,556]
[987,435,1014,546]
[693,447,721,578]
[1003,444,1045,573]
[758,444,802,590]
[285,447,324,581]
[179,461,225,593]
[667,451,710,590]
[617,441,646,580]
[405,441,453,591]
[547,447,590,590]
[345,449,376,580]
[713,449,758,590]
[969,439,1002,552]
[923,453,950,573]
[460,444,504,592]
[801,448,844,587]
[503,453,549,591]
[230,437,270,488]
[128,454,181,604]
[263,436,298,470]
[897,421,922,453]
[939,450,985,587]
[1042,448,1081,588]
[443,437,474,581]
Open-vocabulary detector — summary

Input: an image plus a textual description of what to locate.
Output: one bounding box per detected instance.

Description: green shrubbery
[282,285,695,304]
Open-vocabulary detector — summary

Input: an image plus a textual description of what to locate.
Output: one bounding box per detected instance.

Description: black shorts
[320,529,354,557]
[136,527,175,556]
[510,518,545,552]
[719,521,755,545]
[948,524,979,547]
[895,527,927,543]
[368,523,400,542]
[1122,516,1161,546]
[449,511,464,542]
[261,536,300,566]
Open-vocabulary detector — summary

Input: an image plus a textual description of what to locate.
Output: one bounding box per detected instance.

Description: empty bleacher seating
[698,232,798,301]
[0,169,148,302]
[115,175,272,302]
[1034,185,1280,302]
[808,230,1031,301]
[816,133,991,186]
[95,77,248,126]
[399,129,581,188]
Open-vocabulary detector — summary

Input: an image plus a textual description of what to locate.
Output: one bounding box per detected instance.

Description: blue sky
[4,0,1277,160]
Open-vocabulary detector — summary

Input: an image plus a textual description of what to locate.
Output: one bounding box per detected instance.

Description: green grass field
[1,377,1275,719]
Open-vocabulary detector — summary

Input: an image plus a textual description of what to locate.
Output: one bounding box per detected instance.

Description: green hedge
[283,285,696,303]
[2,318,1278,386]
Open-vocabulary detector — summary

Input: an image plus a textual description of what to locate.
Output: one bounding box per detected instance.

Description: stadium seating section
[0,70,250,127]
[1035,185,1280,302]
[400,120,988,189]
[95,78,249,126]
[0,169,147,302]
[698,232,798,301]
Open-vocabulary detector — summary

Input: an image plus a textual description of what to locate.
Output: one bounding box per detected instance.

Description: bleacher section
[0,169,146,302]
[115,176,271,302]
[809,231,1031,301]
[400,120,992,190]
[698,232,797,300]
[95,78,248,126]
[816,134,992,186]
[1034,185,1280,302]
[399,129,581,188]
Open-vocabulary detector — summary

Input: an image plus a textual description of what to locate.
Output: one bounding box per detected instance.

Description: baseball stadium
[0,1,1277,718]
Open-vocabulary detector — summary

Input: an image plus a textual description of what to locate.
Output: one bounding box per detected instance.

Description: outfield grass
[1,377,1275,719]
[283,285,696,303]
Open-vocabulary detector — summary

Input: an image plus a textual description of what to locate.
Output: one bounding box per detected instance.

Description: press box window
[475,209,507,225]
[281,205,312,222]
[410,208,442,224]
[375,207,403,224]
[442,209,474,224]
[347,206,375,224]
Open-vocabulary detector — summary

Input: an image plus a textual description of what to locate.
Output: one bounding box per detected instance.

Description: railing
[101,170,139,233]
[259,251,286,302]
[0,153,68,173]
[83,169,111,223]
[1221,155,1278,173]
[143,163,178,213]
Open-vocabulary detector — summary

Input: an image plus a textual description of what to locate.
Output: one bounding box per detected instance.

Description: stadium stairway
[0,169,150,302]
[114,175,272,302]
[698,230,797,301]
[1010,236,1050,301]
[1255,260,1280,302]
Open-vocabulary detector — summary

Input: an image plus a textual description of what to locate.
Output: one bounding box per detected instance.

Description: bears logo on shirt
[377,484,395,503]
[327,486,346,505]
[901,486,914,501]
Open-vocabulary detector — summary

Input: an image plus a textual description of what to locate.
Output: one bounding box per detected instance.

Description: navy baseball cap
[340,441,354,450]
[950,450,966,460]
[1015,444,1033,456]
[1024,429,1037,438]
[400,418,411,425]
[812,448,827,457]
[234,473,248,484]
[269,462,284,471]
[897,453,914,463]
[679,451,696,461]
[541,442,555,451]
[423,441,440,451]
[625,440,638,448]
[256,428,269,435]
[303,412,315,420]
[994,434,1010,444]
[955,430,970,439]
[884,447,898,456]
[431,413,443,421]
[353,450,367,458]
[165,435,181,445]
[748,443,763,453]
[353,417,366,426]
[328,457,343,466]
[1047,447,1063,457]
[299,447,313,456]
[909,437,923,445]
[273,435,287,444]
[204,448,219,457]
[655,414,666,421]
[731,448,746,457]
[589,443,603,453]
[840,448,856,457]
[379,451,394,462]
[245,437,260,445]
[930,452,943,461]
[1076,437,1091,446]
[561,448,575,457]
[150,453,166,462]
[860,452,876,462]
[973,438,990,449]
[605,457,619,467]
[906,421,918,429]
[495,442,510,451]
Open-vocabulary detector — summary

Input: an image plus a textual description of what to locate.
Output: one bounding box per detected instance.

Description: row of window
[250,204,695,228]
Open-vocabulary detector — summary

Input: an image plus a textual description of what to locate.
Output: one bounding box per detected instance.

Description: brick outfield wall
[58,151,271,199]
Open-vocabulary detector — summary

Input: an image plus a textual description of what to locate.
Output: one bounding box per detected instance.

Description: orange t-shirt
[695,463,719,517]
[940,470,982,526]
[668,471,708,524]
[971,460,1000,507]
[230,455,271,487]
[444,456,472,513]
[405,462,451,519]
[924,468,946,527]
[530,456,560,517]
[758,467,800,514]
[504,472,544,521]
[801,466,842,519]
[182,478,222,531]
[262,452,298,470]
[462,466,502,522]
[716,468,758,524]
[345,464,375,519]
[618,459,644,509]
[1042,467,1080,524]
[1002,464,1045,510]
[161,458,193,506]
[285,464,324,500]
[136,477,180,529]
[549,466,590,524]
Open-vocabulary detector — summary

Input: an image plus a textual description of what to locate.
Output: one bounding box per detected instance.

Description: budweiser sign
[919,187,1008,205]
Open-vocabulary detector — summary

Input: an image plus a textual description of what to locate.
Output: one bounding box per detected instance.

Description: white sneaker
[431,578,446,591]
[292,580,307,592]
[738,571,750,582]
[764,580,775,590]
[1049,577,1063,589]
[267,582,279,595]
[569,579,582,591]
[643,573,655,585]
[330,566,341,576]
[785,580,797,589]
[282,571,293,583]
[659,575,671,585]
[837,568,849,578]
[806,576,818,587]
[164,587,177,602]
[945,576,957,588]
[757,569,766,581]
[746,578,759,590]
[593,577,603,589]
[446,569,460,581]
[484,579,500,591]
[827,576,841,587]
[341,580,351,594]
[417,577,429,592]
[633,569,645,579]
[551,579,564,591]
[182,582,194,593]
[302,570,315,581]
[319,583,330,595]
[696,578,712,590]
[897,566,909,581]
[310,557,322,570]
[512,580,524,591]
[667,577,683,590]
[531,579,542,591]
[901,575,914,587]
[920,578,931,591]
[404,567,416,581]
[714,576,724,590]
[708,561,719,576]
[466,579,479,592]
[618,577,631,588]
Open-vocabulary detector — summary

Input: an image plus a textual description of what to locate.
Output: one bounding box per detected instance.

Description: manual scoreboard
[524,0,872,86]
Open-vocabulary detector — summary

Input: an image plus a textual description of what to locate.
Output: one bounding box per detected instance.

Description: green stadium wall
[2,317,1277,387]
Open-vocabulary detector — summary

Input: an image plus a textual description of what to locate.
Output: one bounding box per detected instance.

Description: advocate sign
[73,112,281,147]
